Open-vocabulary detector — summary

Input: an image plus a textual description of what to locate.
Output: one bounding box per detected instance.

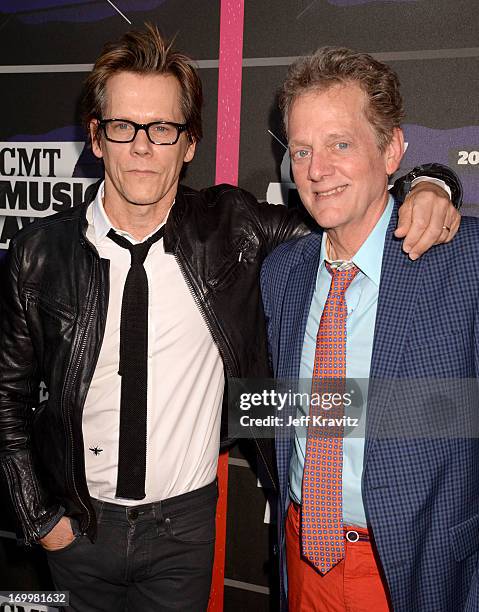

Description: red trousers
[286,502,392,611]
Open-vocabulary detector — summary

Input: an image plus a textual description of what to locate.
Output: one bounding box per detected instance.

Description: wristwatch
[393,163,463,209]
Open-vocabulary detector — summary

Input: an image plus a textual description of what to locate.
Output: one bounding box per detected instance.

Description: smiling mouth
[314,185,348,197]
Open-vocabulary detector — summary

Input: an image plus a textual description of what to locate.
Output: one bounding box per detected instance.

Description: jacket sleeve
[0,241,64,544]
[238,188,313,254]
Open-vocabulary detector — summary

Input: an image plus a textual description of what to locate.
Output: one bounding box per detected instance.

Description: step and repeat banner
[0,1,478,611]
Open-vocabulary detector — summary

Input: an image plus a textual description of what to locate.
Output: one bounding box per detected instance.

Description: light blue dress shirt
[289,196,394,527]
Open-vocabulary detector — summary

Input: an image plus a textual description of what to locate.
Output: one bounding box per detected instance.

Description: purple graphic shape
[402,124,479,209]
[9,126,85,142]
[4,0,165,24]
[2,0,89,10]
[328,0,418,5]
[8,125,103,178]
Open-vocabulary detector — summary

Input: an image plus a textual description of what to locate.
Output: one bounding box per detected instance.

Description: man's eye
[152,124,169,133]
[335,142,349,150]
[115,123,131,131]
[292,149,311,160]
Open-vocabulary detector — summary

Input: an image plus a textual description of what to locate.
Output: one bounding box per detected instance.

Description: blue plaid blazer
[261,203,479,611]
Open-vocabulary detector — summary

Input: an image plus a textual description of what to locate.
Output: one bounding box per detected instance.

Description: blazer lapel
[277,232,323,379]
[275,231,322,509]
[364,204,425,463]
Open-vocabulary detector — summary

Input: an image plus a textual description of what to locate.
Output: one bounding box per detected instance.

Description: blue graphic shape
[402,124,479,210]
[3,0,165,24]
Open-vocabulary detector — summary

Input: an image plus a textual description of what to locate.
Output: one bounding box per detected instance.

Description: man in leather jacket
[0,24,461,612]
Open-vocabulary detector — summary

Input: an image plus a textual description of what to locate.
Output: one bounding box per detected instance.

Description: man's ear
[183,138,196,164]
[89,120,103,159]
[385,127,404,175]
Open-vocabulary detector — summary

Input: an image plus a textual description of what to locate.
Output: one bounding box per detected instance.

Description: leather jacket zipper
[208,237,250,290]
[60,262,100,533]
[175,248,278,492]
[23,289,75,321]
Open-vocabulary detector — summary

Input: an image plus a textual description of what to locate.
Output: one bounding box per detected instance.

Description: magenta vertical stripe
[215,0,245,186]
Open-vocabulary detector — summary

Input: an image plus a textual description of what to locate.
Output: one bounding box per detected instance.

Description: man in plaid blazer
[261,48,478,611]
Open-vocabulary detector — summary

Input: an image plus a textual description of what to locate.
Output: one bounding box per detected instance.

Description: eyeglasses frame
[98,118,188,145]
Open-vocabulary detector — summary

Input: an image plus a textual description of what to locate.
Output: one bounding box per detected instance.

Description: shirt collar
[91,181,171,245]
[92,182,111,243]
[319,195,394,287]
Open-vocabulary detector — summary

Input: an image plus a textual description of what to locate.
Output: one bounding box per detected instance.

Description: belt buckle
[345,529,360,543]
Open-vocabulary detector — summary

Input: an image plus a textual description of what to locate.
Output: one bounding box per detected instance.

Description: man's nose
[131,127,153,154]
[308,151,334,181]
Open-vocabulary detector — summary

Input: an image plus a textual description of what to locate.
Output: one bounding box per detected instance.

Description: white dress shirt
[82,183,224,505]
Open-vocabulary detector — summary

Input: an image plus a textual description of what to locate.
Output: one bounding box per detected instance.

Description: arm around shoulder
[239,187,314,253]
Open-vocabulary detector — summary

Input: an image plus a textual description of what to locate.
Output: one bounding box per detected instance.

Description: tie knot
[129,242,150,265]
[107,226,165,266]
[325,262,359,294]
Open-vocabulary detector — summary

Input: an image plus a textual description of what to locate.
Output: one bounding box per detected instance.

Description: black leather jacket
[0,183,311,543]
[0,165,462,544]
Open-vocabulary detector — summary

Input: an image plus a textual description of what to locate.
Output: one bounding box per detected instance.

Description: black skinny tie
[107,225,165,499]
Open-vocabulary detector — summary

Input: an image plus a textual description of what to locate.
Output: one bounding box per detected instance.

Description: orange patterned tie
[301,262,359,573]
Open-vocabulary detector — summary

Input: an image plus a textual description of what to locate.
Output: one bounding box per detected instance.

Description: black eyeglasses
[99,119,188,145]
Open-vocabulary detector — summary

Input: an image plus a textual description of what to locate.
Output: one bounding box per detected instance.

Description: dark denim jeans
[47,480,218,611]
